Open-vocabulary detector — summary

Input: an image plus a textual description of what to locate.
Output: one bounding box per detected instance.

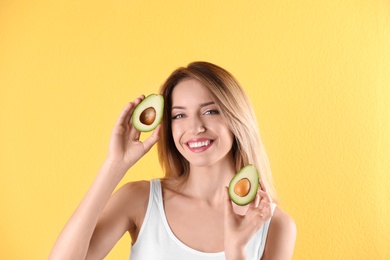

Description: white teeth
[188,140,211,148]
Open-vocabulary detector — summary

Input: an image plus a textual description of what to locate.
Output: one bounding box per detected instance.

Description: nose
[190,115,206,135]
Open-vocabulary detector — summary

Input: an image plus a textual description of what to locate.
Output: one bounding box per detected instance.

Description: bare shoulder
[263,206,297,260]
[102,180,151,220]
[119,180,150,198]
[115,180,151,213]
[270,206,296,235]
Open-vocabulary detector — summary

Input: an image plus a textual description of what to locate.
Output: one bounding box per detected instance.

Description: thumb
[142,125,161,153]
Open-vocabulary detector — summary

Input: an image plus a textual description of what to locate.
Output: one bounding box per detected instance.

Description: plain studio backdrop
[0,1,389,259]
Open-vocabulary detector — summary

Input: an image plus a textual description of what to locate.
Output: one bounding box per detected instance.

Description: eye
[204,109,220,115]
[172,113,186,119]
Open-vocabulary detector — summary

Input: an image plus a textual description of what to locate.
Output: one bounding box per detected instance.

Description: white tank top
[130,179,275,260]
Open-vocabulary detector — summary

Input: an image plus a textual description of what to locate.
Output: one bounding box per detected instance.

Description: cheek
[171,123,183,146]
[227,131,235,148]
[220,127,235,148]
[214,120,233,138]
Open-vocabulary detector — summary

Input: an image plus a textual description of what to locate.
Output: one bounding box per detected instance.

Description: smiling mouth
[187,140,213,148]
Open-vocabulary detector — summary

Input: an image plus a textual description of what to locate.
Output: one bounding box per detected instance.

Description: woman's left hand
[224,178,273,259]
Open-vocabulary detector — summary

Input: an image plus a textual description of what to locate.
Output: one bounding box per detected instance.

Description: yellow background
[1,1,389,259]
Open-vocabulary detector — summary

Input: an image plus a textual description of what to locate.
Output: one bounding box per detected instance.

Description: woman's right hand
[106,95,161,171]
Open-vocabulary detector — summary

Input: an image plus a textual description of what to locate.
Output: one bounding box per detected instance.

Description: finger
[249,194,260,209]
[115,102,134,127]
[248,200,272,220]
[258,200,273,220]
[142,125,161,152]
[129,115,141,141]
[244,207,267,233]
[258,189,272,204]
[114,95,144,127]
[126,95,145,125]
[127,95,146,139]
[259,178,268,193]
[258,178,272,203]
[133,94,145,106]
[130,128,141,142]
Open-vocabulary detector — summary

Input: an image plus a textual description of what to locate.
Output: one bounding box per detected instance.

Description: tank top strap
[150,179,162,199]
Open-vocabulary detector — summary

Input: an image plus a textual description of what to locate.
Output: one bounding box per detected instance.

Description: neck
[182,158,236,205]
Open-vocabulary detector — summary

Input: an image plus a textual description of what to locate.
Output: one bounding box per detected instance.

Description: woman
[49,62,296,260]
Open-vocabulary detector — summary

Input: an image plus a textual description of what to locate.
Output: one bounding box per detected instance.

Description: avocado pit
[234,178,251,197]
[140,107,156,125]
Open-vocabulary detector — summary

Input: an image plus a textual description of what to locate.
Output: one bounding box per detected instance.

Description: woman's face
[170,78,234,168]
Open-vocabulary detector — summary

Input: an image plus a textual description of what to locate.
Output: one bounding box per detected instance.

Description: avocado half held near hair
[228,164,259,206]
[131,94,164,132]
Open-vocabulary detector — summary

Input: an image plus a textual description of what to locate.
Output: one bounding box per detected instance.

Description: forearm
[49,160,127,260]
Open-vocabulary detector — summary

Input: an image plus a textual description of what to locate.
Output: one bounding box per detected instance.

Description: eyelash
[204,109,219,115]
[172,114,185,119]
[171,109,219,120]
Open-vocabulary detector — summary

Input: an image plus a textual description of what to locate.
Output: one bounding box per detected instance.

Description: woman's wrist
[101,158,129,180]
[224,245,246,260]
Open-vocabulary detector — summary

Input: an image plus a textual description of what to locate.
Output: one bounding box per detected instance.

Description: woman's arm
[49,161,127,260]
[261,207,297,260]
[49,96,160,260]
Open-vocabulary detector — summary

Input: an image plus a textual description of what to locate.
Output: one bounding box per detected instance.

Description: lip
[185,138,214,153]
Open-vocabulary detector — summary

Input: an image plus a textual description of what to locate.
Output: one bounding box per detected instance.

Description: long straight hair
[157,61,278,202]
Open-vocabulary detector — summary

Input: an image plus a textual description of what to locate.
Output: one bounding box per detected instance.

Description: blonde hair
[157,61,278,202]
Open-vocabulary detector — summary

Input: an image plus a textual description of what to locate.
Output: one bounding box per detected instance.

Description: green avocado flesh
[132,94,164,132]
[228,165,259,206]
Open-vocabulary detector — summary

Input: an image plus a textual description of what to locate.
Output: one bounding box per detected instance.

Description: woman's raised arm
[49,96,160,260]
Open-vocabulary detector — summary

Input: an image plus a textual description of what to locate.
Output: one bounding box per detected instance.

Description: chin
[187,155,229,169]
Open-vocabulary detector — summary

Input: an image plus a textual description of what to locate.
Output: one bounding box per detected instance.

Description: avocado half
[228,164,259,206]
[131,94,164,132]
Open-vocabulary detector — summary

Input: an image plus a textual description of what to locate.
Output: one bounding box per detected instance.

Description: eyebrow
[172,101,215,110]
